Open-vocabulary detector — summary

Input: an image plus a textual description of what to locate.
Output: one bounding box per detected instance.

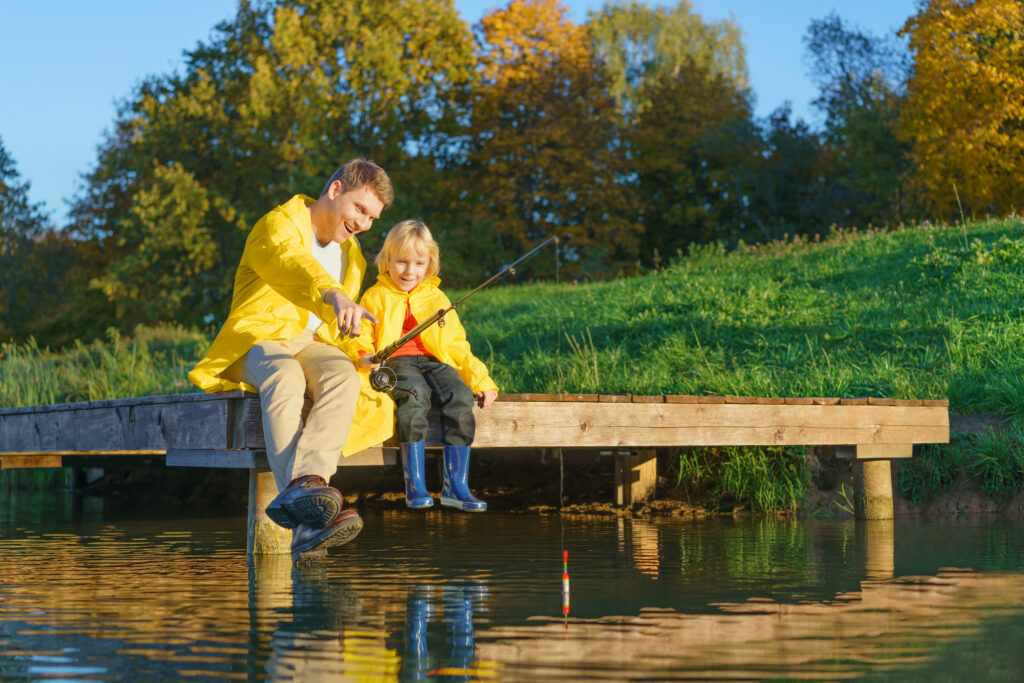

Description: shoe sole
[291,515,364,556]
[440,496,487,512]
[289,491,343,528]
[406,497,434,509]
[266,503,297,529]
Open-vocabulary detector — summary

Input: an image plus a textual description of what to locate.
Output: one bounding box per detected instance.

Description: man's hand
[325,288,378,337]
[476,389,498,409]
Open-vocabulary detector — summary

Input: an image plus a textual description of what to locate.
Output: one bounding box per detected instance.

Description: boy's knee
[448,381,475,410]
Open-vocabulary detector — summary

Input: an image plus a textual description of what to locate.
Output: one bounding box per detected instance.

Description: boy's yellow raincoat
[343,273,499,394]
[188,195,393,456]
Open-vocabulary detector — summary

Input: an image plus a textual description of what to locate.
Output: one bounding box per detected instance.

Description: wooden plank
[784,397,815,405]
[0,395,235,453]
[470,402,949,449]
[665,395,700,404]
[340,448,395,466]
[167,449,259,468]
[856,444,914,460]
[868,397,896,406]
[697,396,727,404]
[724,396,757,404]
[1,455,63,469]
[0,390,248,416]
[922,399,949,407]
[631,395,666,404]
[840,398,869,405]
[756,397,785,405]
[0,450,164,456]
[599,394,632,403]
[812,397,840,406]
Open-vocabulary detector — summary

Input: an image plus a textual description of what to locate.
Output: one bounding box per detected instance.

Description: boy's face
[388,247,430,292]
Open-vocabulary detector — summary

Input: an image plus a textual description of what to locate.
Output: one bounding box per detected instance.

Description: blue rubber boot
[440,445,487,512]
[400,441,434,509]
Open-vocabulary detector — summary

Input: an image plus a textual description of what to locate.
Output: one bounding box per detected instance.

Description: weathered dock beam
[1,392,949,554]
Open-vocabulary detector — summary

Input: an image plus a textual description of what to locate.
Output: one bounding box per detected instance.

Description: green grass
[465,217,1024,405]
[0,325,208,406]
[5,216,1024,507]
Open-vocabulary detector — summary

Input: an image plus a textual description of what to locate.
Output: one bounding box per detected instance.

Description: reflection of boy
[346,220,498,511]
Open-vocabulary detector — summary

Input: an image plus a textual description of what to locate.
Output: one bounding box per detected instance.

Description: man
[189,159,394,560]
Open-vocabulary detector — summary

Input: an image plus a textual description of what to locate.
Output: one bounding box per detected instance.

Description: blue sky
[0,0,916,223]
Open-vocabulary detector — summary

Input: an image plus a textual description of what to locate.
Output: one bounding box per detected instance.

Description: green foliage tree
[589,0,747,120]
[630,61,753,256]
[804,12,913,226]
[0,138,59,340]
[459,0,641,279]
[73,0,476,327]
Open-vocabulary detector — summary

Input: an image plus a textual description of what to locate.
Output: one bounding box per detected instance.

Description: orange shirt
[388,301,432,358]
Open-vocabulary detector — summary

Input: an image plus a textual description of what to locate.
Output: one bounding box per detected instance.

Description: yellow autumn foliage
[901,0,1024,216]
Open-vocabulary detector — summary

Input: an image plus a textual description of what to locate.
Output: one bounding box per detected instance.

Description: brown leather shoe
[291,509,364,562]
[266,474,343,529]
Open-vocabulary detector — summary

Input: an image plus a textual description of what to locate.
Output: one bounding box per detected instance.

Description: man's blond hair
[321,158,394,208]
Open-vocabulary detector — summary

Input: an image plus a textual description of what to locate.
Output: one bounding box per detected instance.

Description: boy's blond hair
[375,219,440,280]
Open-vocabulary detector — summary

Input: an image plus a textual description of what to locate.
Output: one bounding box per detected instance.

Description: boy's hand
[475,389,498,408]
[357,354,380,373]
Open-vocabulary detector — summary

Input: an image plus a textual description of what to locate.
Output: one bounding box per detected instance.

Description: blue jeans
[388,356,476,446]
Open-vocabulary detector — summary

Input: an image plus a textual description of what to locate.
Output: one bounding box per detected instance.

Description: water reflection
[2,493,1024,680]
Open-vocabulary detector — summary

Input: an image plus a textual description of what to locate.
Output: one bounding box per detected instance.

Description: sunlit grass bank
[4,216,1024,508]
[0,325,208,406]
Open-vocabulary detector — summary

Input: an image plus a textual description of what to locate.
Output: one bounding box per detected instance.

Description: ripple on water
[2,496,1024,680]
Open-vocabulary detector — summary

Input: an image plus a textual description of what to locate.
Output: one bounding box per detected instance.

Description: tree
[460,0,640,278]
[901,0,1024,217]
[589,0,747,120]
[72,0,477,328]
[804,12,913,226]
[0,137,54,339]
[631,60,753,255]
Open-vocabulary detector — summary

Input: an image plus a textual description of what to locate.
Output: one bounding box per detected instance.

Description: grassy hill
[5,216,1024,509]
[467,217,1024,412]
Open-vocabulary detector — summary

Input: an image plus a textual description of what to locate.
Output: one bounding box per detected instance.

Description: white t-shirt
[306,232,348,332]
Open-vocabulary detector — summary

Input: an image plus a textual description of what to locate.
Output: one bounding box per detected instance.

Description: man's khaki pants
[231,330,360,492]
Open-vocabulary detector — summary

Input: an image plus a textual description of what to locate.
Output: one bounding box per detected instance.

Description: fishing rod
[368,235,560,394]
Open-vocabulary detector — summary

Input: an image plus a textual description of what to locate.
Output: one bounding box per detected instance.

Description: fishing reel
[368,363,419,399]
[369,364,397,393]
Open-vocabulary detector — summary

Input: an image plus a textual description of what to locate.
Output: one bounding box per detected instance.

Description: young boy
[347,219,498,511]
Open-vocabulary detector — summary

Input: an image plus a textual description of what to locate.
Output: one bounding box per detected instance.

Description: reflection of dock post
[863,519,895,580]
[247,553,294,679]
[248,468,291,555]
[846,444,912,520]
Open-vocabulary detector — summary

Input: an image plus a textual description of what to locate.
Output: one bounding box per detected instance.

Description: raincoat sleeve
[244,209,339,325]
[439,296,499,394]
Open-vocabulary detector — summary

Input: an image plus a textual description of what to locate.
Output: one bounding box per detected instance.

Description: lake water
[2,491,1024,681]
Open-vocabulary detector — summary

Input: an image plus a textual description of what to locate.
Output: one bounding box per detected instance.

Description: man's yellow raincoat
[188,195,393,456]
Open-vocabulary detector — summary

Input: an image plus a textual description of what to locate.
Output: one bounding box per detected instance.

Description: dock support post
[247,468,290,555]
[615,449,657,506]
[849,444,911,520]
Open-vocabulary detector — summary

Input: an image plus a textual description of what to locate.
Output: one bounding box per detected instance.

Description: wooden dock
[1,391,949,554]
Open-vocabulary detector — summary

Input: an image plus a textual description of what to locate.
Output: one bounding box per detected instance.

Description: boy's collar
[377,273,442,293]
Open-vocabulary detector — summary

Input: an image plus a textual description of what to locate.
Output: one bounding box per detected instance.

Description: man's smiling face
[318,183,384,244]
